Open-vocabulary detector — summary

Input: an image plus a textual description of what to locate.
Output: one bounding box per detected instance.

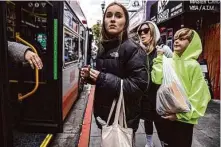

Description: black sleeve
[95,46,149,101]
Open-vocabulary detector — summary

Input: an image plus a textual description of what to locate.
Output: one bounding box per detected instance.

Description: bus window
[80,38,85,59]
[64,3,78,33]
[6,2,16,39]
[64,32,79,64]
[6,1,48,52]
[64,4,73,30]
[80,25,85,38]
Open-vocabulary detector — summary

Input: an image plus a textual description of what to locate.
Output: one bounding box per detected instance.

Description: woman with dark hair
[81,2,149,134]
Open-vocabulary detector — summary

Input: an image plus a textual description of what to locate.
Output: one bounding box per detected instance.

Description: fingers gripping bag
[156,55,191,115]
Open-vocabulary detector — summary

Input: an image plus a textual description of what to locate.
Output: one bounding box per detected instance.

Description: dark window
[64,32,79,63]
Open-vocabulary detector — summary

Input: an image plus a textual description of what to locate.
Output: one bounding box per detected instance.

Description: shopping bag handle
[106,80,127,128]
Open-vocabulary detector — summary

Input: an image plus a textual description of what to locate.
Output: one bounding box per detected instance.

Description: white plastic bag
[101,80,133,147]
[156,56,191,116]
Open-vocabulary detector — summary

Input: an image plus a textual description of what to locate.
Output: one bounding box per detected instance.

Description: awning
[129,7,146,32]
[150,0,220,25]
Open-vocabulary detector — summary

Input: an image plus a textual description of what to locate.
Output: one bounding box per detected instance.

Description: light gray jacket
[8,41,29,63]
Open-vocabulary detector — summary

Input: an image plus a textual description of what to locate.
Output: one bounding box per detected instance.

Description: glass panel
[64,32,79,63]
[80,25,85,38]
[6,1,51,81]
[7,1,49,51]
[64,3,79,33]
[80,38,85,60]
[6,2,16,39]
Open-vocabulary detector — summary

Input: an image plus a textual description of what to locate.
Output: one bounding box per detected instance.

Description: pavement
[89,100,220,147]
[48,86,220,147]
[49,86,90,147]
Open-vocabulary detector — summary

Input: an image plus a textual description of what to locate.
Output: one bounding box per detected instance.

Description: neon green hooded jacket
[151,30,211,124]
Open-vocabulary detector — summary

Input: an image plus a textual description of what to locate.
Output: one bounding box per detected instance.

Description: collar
[101,38,121,50]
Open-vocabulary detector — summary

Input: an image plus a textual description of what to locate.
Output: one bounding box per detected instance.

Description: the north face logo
[110,52,119,58]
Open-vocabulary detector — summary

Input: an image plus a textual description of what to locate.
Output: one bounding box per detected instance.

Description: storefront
[149,0,220,99]
[129,6,146,41]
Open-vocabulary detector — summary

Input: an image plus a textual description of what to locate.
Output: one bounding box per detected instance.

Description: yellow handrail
[16,33,39,101]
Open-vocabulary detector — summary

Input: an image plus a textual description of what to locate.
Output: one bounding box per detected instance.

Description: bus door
[7,1,63,133]
[0,2,13,147]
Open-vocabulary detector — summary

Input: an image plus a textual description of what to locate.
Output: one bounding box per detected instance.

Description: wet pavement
[89,100,220,147]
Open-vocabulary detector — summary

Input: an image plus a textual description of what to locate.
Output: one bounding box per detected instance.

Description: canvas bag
[156,55,191,115]
[101,80,133,147]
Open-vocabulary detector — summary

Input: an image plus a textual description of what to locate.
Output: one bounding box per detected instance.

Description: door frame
[0,2,13,147]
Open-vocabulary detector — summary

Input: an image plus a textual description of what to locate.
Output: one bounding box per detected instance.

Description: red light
[160,27,166,33]
[82,20,87,24]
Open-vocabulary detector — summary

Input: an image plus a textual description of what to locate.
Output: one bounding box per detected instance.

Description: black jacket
[141,48,161,121]
[94,38,149,131]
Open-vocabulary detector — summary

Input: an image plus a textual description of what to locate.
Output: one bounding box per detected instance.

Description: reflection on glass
[80,38,85,59]
[64,32,79,63]
[80,25,85,37]
[64,3,79,33]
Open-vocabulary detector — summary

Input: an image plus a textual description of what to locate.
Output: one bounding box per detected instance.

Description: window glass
[80,38,85,59]
[64,32,79,63]
[64,4,73,29]
[80,25,85,38]
[7,1,48,51]
[64,4,79,33]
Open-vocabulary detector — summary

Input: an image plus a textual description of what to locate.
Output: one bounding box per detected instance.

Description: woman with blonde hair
[137,21,172,147]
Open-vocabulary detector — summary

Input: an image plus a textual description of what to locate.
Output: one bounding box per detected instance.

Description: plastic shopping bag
[156,56,191,116]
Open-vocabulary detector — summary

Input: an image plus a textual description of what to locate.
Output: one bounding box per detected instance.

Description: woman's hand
[25,50,43,69]
[80,66,90,81]
[162,114,177,121]
[89,68,100,82]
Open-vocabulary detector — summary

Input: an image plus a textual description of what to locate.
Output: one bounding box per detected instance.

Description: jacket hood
[137,21,161,43]
[174,30,202,60]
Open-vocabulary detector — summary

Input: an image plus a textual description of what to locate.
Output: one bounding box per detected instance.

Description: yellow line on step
[40,134,53,147]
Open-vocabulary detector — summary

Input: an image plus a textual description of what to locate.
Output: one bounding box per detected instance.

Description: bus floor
[79,86,220,147]
[13,130,47,147]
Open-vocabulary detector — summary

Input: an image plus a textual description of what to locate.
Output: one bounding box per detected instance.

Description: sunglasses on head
[138,28,150,35]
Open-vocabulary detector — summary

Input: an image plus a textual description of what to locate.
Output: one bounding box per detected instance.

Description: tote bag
[101,80,133,147]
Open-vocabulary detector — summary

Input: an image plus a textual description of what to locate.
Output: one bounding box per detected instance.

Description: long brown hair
[101,2,129,42]
[137,22,157,55]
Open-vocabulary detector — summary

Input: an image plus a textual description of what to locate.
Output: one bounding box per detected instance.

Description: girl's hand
[162,114,177,121]
[89,68,100,82]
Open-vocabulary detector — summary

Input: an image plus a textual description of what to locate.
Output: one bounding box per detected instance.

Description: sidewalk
[89,100,220,147]
[50,86,90,147]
